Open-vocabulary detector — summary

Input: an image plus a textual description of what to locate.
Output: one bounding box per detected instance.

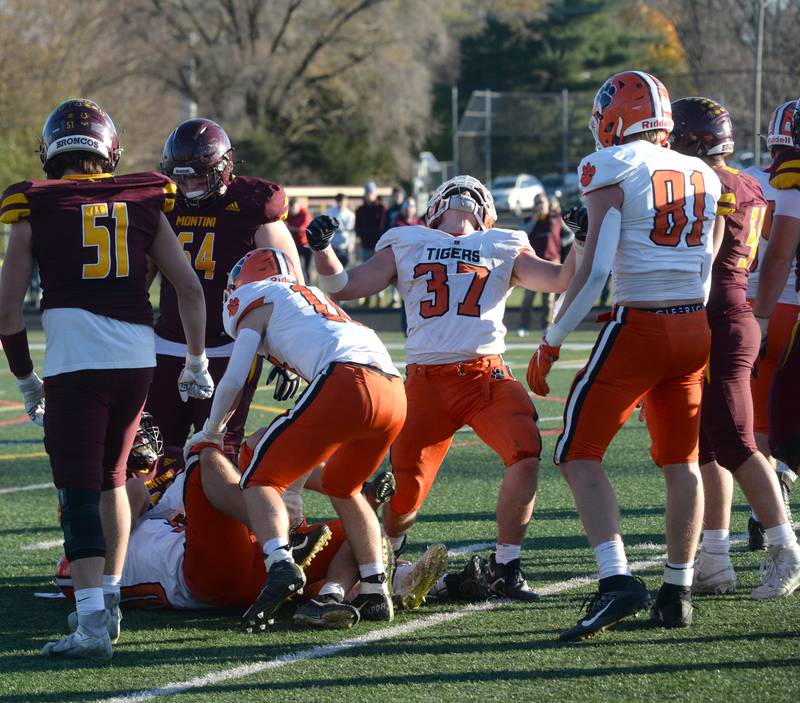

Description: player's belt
[642,303,705,315]
[407,355,504,377]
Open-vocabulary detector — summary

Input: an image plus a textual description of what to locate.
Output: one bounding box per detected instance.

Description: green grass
[0,327,798,702]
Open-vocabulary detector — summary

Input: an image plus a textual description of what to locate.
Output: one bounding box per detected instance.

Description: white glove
[16,372,45,427]
[183,420,225,463]
[178,353,215,401]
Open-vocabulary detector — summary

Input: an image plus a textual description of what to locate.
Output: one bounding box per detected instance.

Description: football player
[185,248,406,628]
[148,118,304,464]
[527,72,721,639]
[670,97,799,599]
[745,100,800,548]
[307,175,576,601]
[0,99,210,660]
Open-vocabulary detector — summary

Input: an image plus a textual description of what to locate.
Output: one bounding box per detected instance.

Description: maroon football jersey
[156,175,288,347]
[708,165,768,316]
[0,172,176,325]
[769,146,800,293]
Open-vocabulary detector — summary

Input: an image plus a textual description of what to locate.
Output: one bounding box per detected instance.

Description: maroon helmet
[669,97,734,157]
[160,118,234,206]
[792,97,800,148]
[39,99,121,173]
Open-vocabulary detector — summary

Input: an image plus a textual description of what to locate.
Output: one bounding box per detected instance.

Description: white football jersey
[744,165,797,305]
[377,225,530,364]
[578,140,721,303]
[223,280,398,380]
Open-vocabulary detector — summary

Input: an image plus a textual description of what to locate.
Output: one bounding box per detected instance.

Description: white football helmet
[425,175,497,231]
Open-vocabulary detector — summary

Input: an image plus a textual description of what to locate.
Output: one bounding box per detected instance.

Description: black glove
[306,215,339,252]
[563,206,588,242]
[267,365,300,401]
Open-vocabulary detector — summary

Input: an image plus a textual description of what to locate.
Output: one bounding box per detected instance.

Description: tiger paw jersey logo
[491,367,506,380]
[581,163,596,188]
[227,297,240,315]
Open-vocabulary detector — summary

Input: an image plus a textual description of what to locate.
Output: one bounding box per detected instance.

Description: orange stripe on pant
[555,306,710,467]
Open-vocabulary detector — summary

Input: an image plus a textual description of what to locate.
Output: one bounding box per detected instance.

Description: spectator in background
[355,181,386,307]
[324,193,356,268]
[384,187,406,230]
[286,197,312,283]
[517,193,563,334]
[395,197,423,227]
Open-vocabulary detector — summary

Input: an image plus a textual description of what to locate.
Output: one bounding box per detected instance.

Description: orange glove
[526,340,561,396]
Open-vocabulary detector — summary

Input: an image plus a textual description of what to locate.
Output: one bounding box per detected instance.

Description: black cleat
[748,517,767,551]
[293,595,360,630]
[363,471,396,509]
[650,583,693,628]
[351,591,394,621]
[240,560,305,632]
[290,523,332,569]
[443,554,490,601]
[559,576,651,642]
[487,554,539,602]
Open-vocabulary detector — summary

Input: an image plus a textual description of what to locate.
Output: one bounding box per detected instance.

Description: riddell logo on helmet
[640,119,670,130]
[55,136,100,150]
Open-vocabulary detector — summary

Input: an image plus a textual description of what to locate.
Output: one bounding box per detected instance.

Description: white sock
[318,582,345,600]
[495,543,521,564]
[764,522,797,547]
[594,539,630,579]
[392,562,415,592]
[702,528,730,554]
[751,509,760,522]
[432,574,449,596]
[262,537,288,557]
[102,574,121,597]
[75,587,105,617]
[389,535,405,551]
[358,562,384,580]
[265,547,293,570]
[664,562,693,587]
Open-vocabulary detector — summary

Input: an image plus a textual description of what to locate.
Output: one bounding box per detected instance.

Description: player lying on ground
[308,174,575,602]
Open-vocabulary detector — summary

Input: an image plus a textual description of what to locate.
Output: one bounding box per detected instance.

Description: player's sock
[431,574,448,596]
[263,538,293,569]
[751,509,760,522]
[358,563,385,580]
[74,587,105,631]
[392,562,415,592]
[318,582,346,601]
[663,562,693,587]
[494,543,521,565]
[102,574,121,598]
[764,522,797,547]
[701,528,730,554]
[594,539,631,579]
[388,535,405,552]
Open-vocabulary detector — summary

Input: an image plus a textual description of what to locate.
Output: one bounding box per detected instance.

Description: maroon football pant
[44,368,154,491]
[145,353,263,462]
[769,319,800,471]
[699,309,760,471]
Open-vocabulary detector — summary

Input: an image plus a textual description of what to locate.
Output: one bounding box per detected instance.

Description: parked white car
[490,174,544,215]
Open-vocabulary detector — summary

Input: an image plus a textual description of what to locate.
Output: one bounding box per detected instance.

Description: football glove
[306,215,339,252]
[266,365,300,401]
[183,420,225,463]
[178,353,215,402]
[563,206,588,242]
[526,341,560,396]
[16,372,45,427]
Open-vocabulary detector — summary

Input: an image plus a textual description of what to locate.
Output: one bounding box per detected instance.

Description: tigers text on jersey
[156,175,289,351]
[223,279,398,380]
[376,225,530,365]
[578,141,721,303]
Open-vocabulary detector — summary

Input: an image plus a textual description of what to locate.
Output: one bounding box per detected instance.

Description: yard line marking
[22,539,62,551]
[0,399,23,406]
[0,451,47,461]
[0,481,53,495]
[0,415,33,427]
[250,402,288,414]
[97,551,667,703]
[447,542,495,556]
[0,405,25,413]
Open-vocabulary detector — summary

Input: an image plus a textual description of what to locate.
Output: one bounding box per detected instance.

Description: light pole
[752,0,770,166]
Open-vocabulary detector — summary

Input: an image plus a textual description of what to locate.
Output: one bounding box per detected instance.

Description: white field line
[97,550,668,703]
[0,482,54,495]
[447,542,495,556]
[22,539,62,551]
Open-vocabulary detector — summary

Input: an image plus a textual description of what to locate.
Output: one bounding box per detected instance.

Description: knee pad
[58,487,105,561]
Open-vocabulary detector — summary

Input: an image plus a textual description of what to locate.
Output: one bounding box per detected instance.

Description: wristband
[0,328,34,378]
[544,321,569,348]
[318,269,349,293]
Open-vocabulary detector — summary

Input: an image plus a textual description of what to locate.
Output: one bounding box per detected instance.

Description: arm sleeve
[545,208,621,347]
[774,188,800,217]
[205,328,262,432]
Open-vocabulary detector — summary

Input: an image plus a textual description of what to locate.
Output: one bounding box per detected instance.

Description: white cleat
[394,543,449,610]
[67,592,122,643]
[751,543,800,600]
[692,550,736,594]
[43,612,112,661]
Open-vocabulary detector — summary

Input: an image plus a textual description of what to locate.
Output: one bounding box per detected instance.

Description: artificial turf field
[0,328,798,702]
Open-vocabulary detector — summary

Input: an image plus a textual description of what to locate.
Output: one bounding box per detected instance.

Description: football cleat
[559,576,651,642]
[692,550,736,595]
[351,590,394,622]
[487,553,539,602]
[293,595,361,630]
[290,523,332,570]
[751,543,800,600]
[443,554,490,601]
[363,471,396,509]
[42,611,112,661]
[395,543,449,610]
[240,560,305,632]
[748,517,767,551]
[650,583,693,628]
[67,591,122,643]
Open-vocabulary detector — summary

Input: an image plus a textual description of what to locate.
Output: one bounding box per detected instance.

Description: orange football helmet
[224,248,297,301]
[765,100,796,149]
[589,71,673,149]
